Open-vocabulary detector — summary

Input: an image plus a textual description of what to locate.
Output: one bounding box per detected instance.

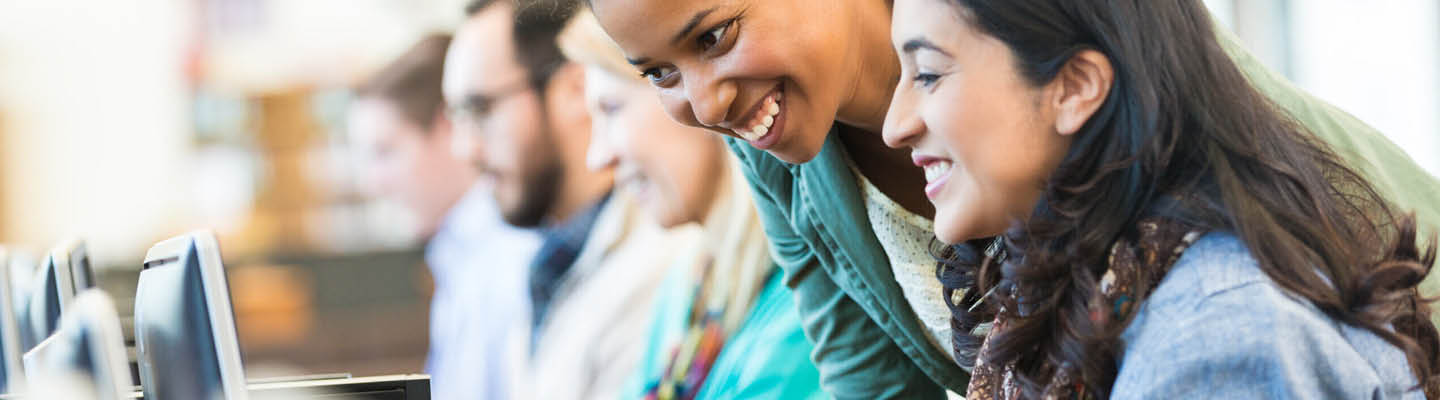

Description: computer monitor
[22,256,69,356]
[21,289,132,400]
[53,240,95,295]
[134,230,248,400]
[0,249,26,394]
[18,240,95,351]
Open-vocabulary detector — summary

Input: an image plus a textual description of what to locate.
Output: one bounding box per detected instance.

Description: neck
[422,162,481,239]
[840,125,934,219]
[836,0,901,133]
[699,163,737,241]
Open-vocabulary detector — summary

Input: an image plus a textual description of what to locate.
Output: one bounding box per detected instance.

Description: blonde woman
[558,10,823,399]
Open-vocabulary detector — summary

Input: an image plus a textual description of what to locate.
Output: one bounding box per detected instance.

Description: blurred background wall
[0,0,1434,378]
[0,0,470,378]
[1206,0,1440,176]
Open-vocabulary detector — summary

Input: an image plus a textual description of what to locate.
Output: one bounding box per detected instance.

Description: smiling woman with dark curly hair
[882,0,1440,398]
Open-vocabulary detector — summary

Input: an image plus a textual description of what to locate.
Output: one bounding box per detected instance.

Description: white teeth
[733,92,783,141]
[924,161,953,183]
[734,128,758,141]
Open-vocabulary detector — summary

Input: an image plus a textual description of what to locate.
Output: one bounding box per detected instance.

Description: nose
[682,71,737,127]
[586,124,619,171]
[882,85,925,149]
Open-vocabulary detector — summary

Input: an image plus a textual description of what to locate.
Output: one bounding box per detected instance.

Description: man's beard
[501,162,562,227]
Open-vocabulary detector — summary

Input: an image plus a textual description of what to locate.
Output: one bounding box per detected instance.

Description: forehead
[589,0,724,57]
[442,5,526,98]
[582,66,636,98]
[891,0,970,46]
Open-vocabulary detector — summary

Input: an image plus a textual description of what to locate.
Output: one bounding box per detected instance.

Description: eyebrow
[902,38,951,56]
[626,7,719,66]
[670,7,718,46]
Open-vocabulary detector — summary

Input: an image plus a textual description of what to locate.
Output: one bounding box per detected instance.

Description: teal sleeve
[1216,26,1440,324]
[727,142,946,399]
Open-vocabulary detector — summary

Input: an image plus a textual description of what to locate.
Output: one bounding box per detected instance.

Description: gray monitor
[19,240,95,351]
[53,240,95,294]
[0,249,26,394]
[134,230,248,400]
[21,289,132,400]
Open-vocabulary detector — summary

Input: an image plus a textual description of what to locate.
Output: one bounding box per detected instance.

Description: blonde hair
[557,8,639,82]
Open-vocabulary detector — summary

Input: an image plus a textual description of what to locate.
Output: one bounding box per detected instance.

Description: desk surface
[2,374,430,400]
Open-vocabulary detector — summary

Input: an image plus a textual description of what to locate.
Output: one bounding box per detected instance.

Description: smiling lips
[730,88,783,142]
[913,154,954,199]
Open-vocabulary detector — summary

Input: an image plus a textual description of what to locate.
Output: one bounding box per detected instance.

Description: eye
[598,99,624,115]
[639,66,678,86]
[697,20,733,51]
[912,72,943,89]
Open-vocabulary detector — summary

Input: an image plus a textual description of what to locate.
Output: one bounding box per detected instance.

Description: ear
[543,62,592,137]
[1051,49,1113,136]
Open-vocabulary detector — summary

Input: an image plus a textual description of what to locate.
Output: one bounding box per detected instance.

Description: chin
[765,134,825,164]
[933,208,974,244]
[656,217,684,230]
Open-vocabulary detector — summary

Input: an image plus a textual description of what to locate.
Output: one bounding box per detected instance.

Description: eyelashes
[636,11,744,88]
[698,19,733,51]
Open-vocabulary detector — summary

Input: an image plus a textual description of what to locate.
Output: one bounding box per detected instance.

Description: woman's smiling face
[883,0,1080,243]
[589,0,894,164]
[583,65,726,228]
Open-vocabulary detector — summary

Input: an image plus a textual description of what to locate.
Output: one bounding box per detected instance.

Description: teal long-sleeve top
[619,270,823,399]
[724,25,1440,399]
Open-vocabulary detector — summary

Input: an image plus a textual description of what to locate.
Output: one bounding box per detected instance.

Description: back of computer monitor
[0,249,26,394]
[55,240,95,294]
[22,289,132,400]
[22,253,71,354]
[134,230,248,400]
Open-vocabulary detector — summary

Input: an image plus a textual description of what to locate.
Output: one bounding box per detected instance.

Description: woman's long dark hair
[933,0,1440,397]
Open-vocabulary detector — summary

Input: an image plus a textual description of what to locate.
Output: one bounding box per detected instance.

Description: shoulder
[1113,232,1422,399]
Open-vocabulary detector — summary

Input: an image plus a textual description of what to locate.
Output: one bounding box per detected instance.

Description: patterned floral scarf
[967,218,1206,400]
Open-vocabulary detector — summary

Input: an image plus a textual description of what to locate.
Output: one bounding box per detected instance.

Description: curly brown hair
[932,0,1440,398]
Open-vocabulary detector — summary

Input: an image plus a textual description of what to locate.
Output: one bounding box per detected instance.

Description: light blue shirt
[1114,232,1423,399]
[424,184,542,400]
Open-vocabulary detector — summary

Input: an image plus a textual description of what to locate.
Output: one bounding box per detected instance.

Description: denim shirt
[1115,233,1423,399]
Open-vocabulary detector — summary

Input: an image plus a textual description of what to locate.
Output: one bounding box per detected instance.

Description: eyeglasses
[446,80,533,132]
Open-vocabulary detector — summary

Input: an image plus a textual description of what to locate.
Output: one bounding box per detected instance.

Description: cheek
[928,79,1055,236]
[722,35,793,81]
[934,81,1034,184]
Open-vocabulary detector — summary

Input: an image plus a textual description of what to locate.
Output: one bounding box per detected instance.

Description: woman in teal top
[559,11,822,399]
[586,0,1440,397]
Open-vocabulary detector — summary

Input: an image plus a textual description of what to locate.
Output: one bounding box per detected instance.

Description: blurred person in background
[348,33,542,400]
[445,0,682,398]
[558,9,824,399]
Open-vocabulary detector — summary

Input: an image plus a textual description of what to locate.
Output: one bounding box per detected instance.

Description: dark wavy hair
[932,0,1440,398]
